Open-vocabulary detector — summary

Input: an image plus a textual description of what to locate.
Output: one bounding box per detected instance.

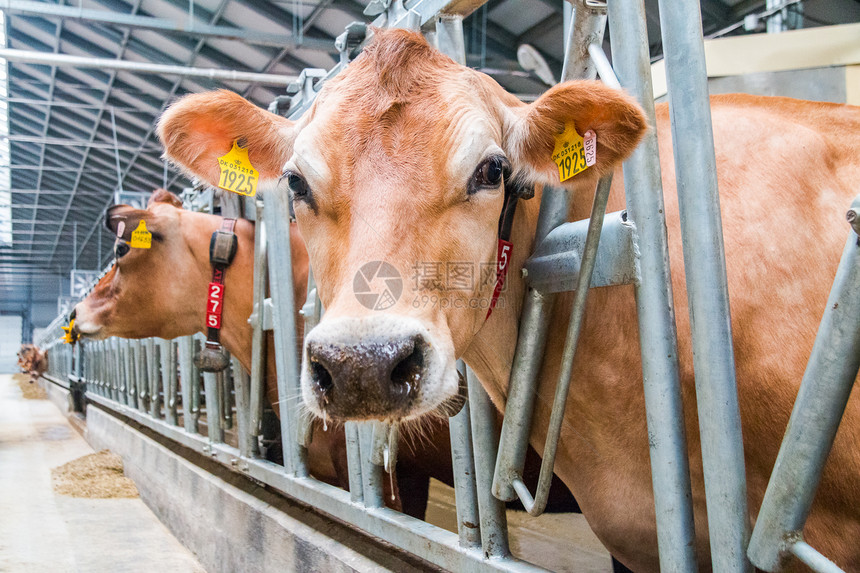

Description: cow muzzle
[301,315,458,421]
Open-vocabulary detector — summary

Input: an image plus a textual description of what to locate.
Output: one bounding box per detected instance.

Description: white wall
[0,315,22,374]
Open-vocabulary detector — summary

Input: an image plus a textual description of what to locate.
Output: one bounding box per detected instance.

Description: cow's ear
[105,205,159,241]
[148,188,183,209]
[157,90,296,187]
[506,80,647,188]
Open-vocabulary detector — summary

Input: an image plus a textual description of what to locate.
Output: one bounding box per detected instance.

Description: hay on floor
[14,373,47,400]
[51,450,139,498]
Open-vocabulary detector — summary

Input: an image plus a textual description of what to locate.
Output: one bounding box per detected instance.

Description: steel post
[493,0,604,503]
[359,422,384,508]
[263,190,307,477]
[345,422,364,504]
[450,361,481,549]
[146,338,161,419]
[748,219,860,572]
[231,356,253,458]
[608,1,698,570]
[247,199,268,458]
[468,367,509,558]
[657,1,751,570]
[162,339,178,426]
[178,336,198,434]
[203,371,224,443]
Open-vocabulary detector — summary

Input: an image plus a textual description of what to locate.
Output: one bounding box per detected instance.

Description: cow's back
[550,95,860,571]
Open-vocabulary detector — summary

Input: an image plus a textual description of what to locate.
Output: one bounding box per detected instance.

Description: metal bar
[359,423,384,508]
[523,210,637,293]
[514,174,613,516]
[657,1,751,570]
[0,0,335,51]
[586,42,620,90]
[203,372,224,443]
[247,200,267,458]
[0,48,297,85]
[492,0,605,505]
[116,339,127,406]
[467,367,509,557]
[450,362,481,549]
[162,339,178,425]
[560,0,607,83]
[231,356,252,458]
[220,369,234,430]
[134,340,148,413]
[748,215,860,572]
[85,392,548,573]
[608,1,699,570]
[178,336,197,433]
[788,542,845,573]
[345,422,364,504]
[123,340,136,409]
[263,190,307,477]
[146,338,161,419]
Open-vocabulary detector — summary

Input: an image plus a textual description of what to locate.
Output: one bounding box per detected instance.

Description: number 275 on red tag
[207,282,224,328]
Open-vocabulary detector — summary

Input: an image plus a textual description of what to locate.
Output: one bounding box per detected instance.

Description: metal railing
[36,1,858,572]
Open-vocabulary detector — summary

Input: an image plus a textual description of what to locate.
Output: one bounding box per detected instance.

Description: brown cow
[17,343,47,383]
[72,189,578,521]
[156,29,860,571]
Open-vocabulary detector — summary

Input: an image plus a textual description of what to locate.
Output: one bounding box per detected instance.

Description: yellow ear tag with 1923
[552,123,597,182]
[130,220,152,249]
[218,140,258,197]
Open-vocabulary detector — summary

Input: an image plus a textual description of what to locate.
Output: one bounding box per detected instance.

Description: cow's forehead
[292,71,503,186]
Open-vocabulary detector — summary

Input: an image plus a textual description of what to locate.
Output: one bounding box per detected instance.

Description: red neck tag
[206,268,225,330]
[486,238,513,320]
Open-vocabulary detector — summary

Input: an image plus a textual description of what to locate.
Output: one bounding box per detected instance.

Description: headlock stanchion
[608,1,699,570]
[658,0,752,570]
[747,198,860,573]
[492,0,604,510]
[39,1,860,571]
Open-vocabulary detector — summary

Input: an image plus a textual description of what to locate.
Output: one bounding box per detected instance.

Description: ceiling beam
[1,0,335,51]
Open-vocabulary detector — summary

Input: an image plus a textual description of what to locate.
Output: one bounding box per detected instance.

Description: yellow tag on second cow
[130,220,152,249]
[218,140,259,197]
[552,123,589,182]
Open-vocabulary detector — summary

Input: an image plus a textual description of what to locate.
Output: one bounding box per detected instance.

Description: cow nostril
[310,360,333,400]
[391,342,424,390]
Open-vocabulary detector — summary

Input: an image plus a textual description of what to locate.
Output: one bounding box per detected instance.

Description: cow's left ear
[105,205,160,241]
[157,89,297,188]
[506,80,648,188]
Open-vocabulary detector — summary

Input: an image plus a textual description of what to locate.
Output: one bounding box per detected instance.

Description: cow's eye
[282,171,311,200]
[115,242,130,259]
[469,156,510,194]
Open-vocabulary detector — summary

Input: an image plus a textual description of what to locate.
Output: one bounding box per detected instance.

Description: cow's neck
[187,213,257,371]
[461,185,546,409]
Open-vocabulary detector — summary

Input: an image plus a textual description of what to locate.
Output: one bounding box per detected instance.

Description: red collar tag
[206,268,225,330]
[486,238,513,319]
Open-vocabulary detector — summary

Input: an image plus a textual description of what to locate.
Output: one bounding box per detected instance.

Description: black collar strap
[486,177,533,320]
[195,218,237,372]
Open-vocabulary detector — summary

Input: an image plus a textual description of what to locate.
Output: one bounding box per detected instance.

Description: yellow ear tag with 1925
[552,123,597,182]
[130,220,152,249]
[218,140,259,197]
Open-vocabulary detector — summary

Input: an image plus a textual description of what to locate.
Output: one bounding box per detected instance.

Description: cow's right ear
[157,90,296,188]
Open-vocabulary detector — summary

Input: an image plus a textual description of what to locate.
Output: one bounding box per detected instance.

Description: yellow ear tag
[552,123,597,182]
[129,220,152,249]
[217,140,259,197]
[61,319,76,344]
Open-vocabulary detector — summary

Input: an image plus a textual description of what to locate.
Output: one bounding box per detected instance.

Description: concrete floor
[0,374,205,573]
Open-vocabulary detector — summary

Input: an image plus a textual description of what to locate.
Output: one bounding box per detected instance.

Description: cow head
[158,29,647,422]
[72,190,209,340]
